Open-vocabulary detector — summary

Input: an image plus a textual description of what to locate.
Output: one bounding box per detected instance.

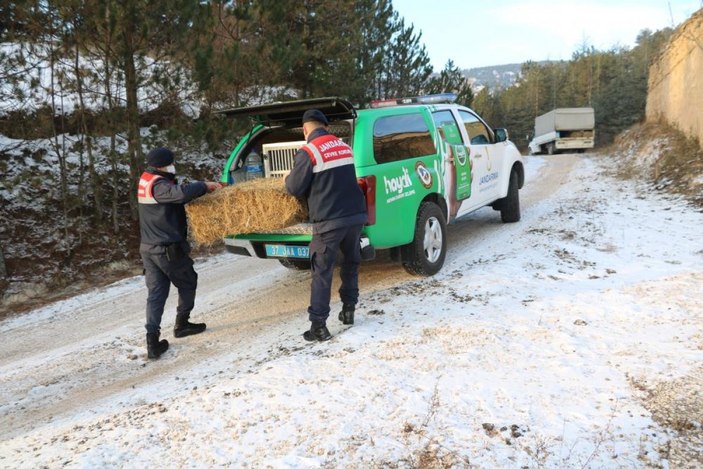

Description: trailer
[528,108,595,155]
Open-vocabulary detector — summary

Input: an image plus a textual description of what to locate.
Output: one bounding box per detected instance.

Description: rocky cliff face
[646,9,703,146]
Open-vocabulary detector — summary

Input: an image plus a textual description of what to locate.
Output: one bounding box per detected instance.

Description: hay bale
[186,178,307,245]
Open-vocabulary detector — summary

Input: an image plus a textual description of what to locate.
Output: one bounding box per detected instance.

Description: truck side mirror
[495,128,509,142]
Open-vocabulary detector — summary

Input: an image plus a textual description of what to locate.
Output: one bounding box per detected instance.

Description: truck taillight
[357,175,376,225]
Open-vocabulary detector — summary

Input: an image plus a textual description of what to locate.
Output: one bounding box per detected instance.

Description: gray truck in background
[528,108,595,155]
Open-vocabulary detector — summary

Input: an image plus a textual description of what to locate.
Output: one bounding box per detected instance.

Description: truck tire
[547,143,555,155]
[499,169,521,223]
[278,258,311,270]
[401,202,447,276]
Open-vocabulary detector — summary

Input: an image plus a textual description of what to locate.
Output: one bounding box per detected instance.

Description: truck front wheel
[499,170,521,223]
[547,143,555,155]
[401,202,447,276]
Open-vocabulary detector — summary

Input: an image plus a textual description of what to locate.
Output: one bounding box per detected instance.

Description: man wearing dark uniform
[285,110,368,341]
[137,147,221,359]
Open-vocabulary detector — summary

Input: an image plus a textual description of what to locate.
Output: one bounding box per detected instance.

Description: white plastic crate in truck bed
[262,141,306,178]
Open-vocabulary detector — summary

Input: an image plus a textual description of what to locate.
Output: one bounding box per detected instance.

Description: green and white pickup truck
[219,94,524,276]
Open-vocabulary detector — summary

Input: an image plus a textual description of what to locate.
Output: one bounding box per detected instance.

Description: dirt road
[3,152,702,467]
[0,155,578,440]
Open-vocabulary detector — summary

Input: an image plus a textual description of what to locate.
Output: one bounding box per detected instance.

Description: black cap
[147,147,174,167]
[302,109,329,125]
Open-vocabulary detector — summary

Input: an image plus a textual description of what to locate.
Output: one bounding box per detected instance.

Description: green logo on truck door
[452,144,472,200]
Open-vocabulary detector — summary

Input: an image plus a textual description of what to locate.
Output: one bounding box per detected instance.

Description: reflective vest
[137,172,163,204]
[301,135,354,174]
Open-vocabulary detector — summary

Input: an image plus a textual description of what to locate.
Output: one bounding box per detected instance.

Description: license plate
[264,244,310,259]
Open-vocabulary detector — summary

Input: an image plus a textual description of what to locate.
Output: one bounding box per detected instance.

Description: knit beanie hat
[147,147,175,167]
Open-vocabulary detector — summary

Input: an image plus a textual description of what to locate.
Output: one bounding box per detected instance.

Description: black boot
[174,316,207,338]
[146,332,169,359]
[338,304,355,325]
[303,321,332,342]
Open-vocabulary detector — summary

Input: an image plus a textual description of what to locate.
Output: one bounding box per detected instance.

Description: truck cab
[219,94,525,276]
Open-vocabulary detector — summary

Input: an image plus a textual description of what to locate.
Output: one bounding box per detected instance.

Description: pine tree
[380,15,433,99]
[105,0,211,216]
[425,59,473,106]
[353,0,397,104]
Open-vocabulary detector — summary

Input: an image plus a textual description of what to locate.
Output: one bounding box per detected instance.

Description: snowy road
[2,153,702,468]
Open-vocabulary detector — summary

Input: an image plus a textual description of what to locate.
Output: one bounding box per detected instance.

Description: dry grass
[608,121,703,206]
[186,178,307,245]
[629,368,703,468]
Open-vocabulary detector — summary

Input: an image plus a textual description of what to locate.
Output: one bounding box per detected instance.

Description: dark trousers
[141,251,198,334]
[308,224,363,323]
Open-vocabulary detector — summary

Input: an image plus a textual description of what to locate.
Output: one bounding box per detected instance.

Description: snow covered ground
[1,153,702,467]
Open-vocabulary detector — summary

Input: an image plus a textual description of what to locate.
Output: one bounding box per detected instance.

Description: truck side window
[458,110,493,145]
[432,110,463,145]
[373,113,435,164]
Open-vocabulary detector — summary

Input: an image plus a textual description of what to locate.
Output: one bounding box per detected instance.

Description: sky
[393,0,703,70]
[2,144,702,465]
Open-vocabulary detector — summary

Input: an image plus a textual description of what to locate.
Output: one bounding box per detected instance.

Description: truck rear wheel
[401,202,447,276]
[278,258,311,270]
[500,170,521,223]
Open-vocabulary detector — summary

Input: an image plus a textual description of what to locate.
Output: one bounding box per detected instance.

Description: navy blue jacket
[285,128,367,233]
[138,168,207,251]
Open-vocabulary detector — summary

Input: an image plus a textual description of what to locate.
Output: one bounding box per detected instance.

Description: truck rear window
[373,113,435,164]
